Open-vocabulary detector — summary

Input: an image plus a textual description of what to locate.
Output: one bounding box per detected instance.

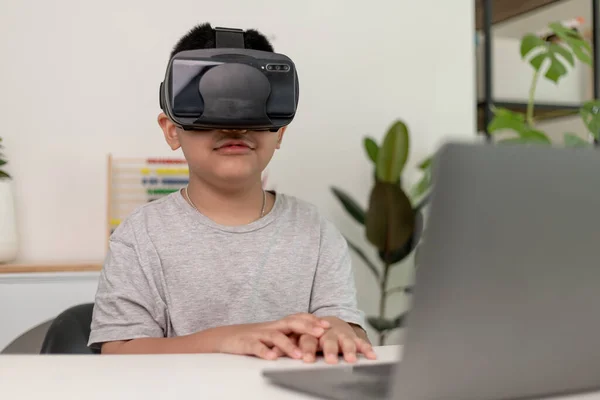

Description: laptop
[263,142,600,400]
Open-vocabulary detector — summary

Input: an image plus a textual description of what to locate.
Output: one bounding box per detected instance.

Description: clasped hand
[217,313,377,364]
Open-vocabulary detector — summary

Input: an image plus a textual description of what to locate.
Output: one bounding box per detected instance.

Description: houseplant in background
[330,21,600,346]
[0,137,18,263]
[330,120,430,345]
[488,21,600,144]
[407,21,600,220]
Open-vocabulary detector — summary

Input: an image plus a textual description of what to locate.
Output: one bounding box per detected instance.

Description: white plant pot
[0,179,18,263]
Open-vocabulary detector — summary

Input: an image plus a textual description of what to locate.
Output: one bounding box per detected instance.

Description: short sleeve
[309,217,366,330]
[88,221,167,349]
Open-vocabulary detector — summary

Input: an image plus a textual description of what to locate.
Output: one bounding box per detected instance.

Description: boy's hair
[170,23,274,58]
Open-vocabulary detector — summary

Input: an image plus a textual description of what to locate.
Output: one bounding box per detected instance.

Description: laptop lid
[391,142,600,400]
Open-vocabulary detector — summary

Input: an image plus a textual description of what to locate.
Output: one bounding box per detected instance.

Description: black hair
[170,23,274,58]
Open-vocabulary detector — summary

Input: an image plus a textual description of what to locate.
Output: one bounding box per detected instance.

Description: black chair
[40,303,99,354]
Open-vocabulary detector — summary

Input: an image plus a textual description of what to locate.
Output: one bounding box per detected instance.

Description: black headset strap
[214,27,245,48]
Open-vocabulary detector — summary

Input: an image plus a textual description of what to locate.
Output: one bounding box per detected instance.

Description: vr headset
[159,27,299,132]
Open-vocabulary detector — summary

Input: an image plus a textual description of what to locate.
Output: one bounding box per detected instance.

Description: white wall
[0,0,476,346]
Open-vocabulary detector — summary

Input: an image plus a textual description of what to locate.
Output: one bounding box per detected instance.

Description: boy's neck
[184,177,273,226]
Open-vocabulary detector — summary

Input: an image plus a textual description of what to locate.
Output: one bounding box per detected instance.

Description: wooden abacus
[106,154,189,247]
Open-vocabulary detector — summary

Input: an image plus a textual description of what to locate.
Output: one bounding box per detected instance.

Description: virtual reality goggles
[159,27,299,132]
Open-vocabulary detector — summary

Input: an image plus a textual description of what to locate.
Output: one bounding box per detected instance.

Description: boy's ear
[158,113,181,150]
[276,126,287,149]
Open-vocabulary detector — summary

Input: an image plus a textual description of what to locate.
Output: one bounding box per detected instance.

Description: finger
[275,333,298,358]
[321,335,340,364]
[339,335,357,364]
[298,334,319,363]
[275,318,326,338]
[262,331,303,360]
[288,333,300,345]
[355,338,378,360]
[292,313,331,329]
[272,346,286,358]
[287,318,327,337]
[249,340,278,360]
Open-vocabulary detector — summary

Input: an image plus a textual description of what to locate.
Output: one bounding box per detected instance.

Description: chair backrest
[1,320,53,354]
[40,303,99,354]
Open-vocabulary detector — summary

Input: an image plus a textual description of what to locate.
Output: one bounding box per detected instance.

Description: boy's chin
[212,168,260,186]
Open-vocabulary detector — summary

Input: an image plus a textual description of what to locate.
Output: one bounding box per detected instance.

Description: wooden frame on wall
[105,154,189,247]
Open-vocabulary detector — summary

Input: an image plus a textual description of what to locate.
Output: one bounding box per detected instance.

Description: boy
[88,23,376,365]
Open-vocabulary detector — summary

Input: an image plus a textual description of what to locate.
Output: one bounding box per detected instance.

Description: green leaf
[367,317,397,332]
[363,137,379,164]
[379,209,424,265]
[365,181,415,253]
[580,100,600,141]
[550,22,592,66]
[376,120,410,183]
[0,160,6,166]
[393,313,406,327]
[519,27,580,84]
[345,238,380,280]
[497,130,551,145]
[0,170,10,179]
[331,187,365,225]
[417,156,432,170]
[544,53,568,83]
[520,129,552,144]
[367,315,405,332]
[411,168,432,200]
[488,108,551,144]
[520,34,547,58]
[498,137,535,144]
[551,43,575,67]
[563,133,591,147]
[386,286,407,295]
[378,238,412,265]
[488,108,528,135]
[412,157,434,200]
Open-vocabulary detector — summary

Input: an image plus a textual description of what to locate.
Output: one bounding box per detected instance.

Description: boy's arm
[101,315,332,358]
[89,223,169,351]
[309,217,368,337]
[101,330,219,354]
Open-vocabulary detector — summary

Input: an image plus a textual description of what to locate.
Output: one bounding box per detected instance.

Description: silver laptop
[263,142,600,400]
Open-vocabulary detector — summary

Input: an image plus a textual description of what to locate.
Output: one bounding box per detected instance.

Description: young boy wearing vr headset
[88,23,376,365]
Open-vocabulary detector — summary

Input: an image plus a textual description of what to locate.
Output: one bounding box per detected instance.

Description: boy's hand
[214,313,330,360]
[275,317,377,364]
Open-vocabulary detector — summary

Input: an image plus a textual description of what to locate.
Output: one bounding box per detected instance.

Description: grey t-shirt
[88,191,365,348]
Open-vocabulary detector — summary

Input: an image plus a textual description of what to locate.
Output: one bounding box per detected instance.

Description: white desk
[0,345,400,399]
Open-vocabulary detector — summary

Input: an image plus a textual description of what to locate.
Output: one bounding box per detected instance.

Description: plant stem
[378,263,391,345]
[527,67,541,127]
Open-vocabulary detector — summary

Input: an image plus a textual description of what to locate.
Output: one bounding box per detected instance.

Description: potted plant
[410,21,600,218]
[488,22,600,144]
[0,137,18,263]
[330,120,429,345]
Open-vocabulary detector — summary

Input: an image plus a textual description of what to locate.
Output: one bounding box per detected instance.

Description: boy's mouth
[213,139,255,154]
